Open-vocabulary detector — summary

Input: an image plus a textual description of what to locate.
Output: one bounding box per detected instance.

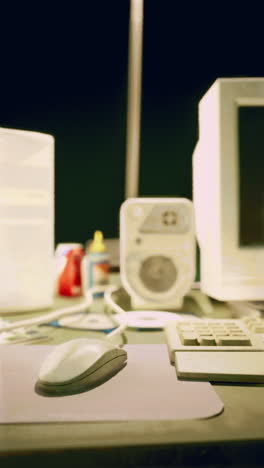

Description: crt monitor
[193,78,264,301]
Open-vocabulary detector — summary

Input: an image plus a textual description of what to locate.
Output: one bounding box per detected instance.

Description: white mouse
[36,338,127,396]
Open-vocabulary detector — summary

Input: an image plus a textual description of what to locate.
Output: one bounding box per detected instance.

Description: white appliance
[0,128,54,312]
[120,198,196,310]
[193,78,264,301]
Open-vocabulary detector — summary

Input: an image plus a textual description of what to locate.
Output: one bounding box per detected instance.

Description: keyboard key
[225,325,241,331]
[198,332,214,337]
[179,332,199,345]
[232,332,248,336]
[250,325,264,333]
[213,331,229,336]
[195,329,212,335]
[198,336,216,345]
[177,325,195,332]
[215,336,252,346]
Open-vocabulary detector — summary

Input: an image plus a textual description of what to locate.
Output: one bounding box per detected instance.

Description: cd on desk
[114,310,200,330]
[57,313,115,330]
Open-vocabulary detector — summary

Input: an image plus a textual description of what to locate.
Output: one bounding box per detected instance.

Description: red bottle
[57,246,85,297]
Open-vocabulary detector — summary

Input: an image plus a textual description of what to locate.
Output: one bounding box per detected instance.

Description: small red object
[57,247,85,297]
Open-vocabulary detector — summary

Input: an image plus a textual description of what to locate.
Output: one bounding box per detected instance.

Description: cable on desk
[0,285,129,342]
[0,289,94,333]
[0,282,214,335]
[103,285,128,345]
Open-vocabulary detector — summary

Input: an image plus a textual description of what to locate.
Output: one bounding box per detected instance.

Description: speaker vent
[139,255,177,293]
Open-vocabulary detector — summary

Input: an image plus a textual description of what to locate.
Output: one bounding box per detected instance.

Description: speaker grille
[139,255,177,293]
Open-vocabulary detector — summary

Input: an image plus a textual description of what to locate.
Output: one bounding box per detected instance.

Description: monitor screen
[239,105,264,247]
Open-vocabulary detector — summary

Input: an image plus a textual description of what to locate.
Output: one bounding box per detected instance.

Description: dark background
[1,1,263,245]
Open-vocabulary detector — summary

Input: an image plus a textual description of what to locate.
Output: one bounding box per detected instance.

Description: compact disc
[114,310,199,329]
[57,313,115,330]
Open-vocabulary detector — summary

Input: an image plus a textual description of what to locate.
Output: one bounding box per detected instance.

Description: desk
[1,292,264,467]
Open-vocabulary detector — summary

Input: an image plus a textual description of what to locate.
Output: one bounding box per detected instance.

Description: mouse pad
[0,344,224,423]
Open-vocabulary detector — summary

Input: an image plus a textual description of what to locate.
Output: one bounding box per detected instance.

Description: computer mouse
[35,338,127,397]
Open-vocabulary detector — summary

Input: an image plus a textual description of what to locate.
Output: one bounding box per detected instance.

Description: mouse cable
[0,283,214,334]
[0,288,95,333]
[0,285,128,337]
[103,285,128,341]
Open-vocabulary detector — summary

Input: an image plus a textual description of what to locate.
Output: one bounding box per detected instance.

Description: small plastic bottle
[83,230,110,297]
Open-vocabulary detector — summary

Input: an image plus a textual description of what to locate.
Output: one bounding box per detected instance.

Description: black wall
[1,1,264,244]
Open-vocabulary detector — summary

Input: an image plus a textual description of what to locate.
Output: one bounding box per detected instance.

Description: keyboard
[165,317,264,383]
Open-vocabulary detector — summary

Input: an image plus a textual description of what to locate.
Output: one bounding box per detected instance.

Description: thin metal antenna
[125,0,144,199]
